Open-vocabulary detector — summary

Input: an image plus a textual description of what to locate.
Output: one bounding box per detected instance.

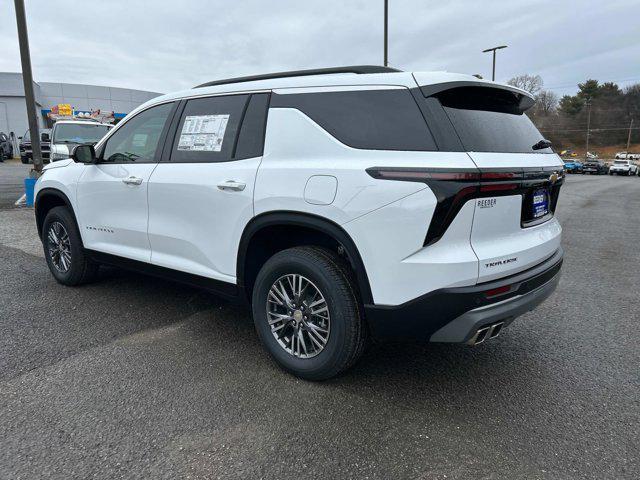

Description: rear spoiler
[418,81,536,112]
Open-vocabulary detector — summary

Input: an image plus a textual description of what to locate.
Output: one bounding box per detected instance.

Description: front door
[76,102,175,262]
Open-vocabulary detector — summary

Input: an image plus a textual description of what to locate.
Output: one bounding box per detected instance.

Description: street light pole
[14,0,42,174]
[482,45,508,81]
[585,99,592,159]
[626,118,634,155]
[383,0,388,67]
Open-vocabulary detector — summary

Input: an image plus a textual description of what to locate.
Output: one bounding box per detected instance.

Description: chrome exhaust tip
[489,322,504,339]
[468,326,491,345]
[468,322,505,346]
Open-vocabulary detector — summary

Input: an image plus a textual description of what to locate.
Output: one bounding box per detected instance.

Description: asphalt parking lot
[0,161,638,479]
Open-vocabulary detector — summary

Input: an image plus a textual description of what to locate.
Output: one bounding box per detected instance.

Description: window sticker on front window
[132,133,148,147]
[177,114,229,152]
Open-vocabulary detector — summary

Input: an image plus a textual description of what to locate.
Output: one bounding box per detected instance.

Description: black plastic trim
[237,211,373,304]
[34,188,76,240]
[194,65,401,88]
[364,247,563,342]
[84,249,239,301]
[409,88,464,151]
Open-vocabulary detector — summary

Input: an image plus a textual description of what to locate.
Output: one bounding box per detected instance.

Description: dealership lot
[0,163,638,479]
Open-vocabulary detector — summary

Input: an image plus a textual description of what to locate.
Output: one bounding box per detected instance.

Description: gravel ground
[0,167,638,479]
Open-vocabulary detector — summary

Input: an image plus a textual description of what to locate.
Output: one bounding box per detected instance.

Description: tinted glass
[235,93,270,159]
[54,123,112,144]
[102,102,173,163]
[170,94,248,163]
[437,87,550,154]
[271,89,436,151]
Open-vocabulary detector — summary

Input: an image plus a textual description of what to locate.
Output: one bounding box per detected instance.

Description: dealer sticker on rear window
[177,114,229,152]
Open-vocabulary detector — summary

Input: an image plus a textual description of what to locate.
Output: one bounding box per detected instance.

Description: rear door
[432,85,564,282]
[147,92,270,284]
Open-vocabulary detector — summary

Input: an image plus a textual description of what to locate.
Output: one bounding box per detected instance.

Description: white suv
[609,159,639,176]
[34,66,564,380]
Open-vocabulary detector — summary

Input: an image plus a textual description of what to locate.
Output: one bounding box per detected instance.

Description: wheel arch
[237,211,373,304]
[35,188,81,241]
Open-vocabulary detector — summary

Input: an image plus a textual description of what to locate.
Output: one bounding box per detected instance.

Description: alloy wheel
[47,221,72,272]
[266,274,330,358]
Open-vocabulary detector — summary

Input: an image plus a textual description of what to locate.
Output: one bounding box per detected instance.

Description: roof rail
[194,65,401,89]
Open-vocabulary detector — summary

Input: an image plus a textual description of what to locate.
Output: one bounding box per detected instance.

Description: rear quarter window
[435,87,549,154]
[270,88,436,151]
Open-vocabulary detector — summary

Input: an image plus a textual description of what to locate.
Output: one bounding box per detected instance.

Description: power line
[539,127,640,133]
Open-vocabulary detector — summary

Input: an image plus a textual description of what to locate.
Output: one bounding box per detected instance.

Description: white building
[0,72,161,138]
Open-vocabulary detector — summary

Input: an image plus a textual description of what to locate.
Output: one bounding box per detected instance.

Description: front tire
[252,246,366,381]
[42,206,99,286]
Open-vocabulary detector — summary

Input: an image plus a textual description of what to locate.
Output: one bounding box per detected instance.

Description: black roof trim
[194,65,401,89]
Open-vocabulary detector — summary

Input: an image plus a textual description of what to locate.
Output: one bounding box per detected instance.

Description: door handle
[122,176,143,186]
[217,180,246,192]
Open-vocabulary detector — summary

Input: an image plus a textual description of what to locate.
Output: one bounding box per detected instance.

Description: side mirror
[72,144,96,164]
[41,132,50,142]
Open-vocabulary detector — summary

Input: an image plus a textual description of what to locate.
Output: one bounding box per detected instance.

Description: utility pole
[626,118,634,155]
[482,45,508,81]
[383,0,388,67]
[585,99,592,159]
[14,0,42,174]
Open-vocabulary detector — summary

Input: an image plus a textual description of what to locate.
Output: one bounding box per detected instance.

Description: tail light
[366,166,564,245]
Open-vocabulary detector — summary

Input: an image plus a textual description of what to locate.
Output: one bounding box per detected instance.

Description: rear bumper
[364,248,563,343]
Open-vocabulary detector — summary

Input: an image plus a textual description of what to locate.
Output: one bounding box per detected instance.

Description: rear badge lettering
[477,198,497,209]
[485,257,517,268]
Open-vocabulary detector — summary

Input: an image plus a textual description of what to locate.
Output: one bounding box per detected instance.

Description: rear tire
[42,206,99,286]
[252,246,366,381]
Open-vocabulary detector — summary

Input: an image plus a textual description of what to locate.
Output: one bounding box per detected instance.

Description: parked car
[582,159,608,175]
[563,159,583,173]
[34,66,564,380]
[49,120,113,162]
[609,160,639,176]
[0,132,12,161]
[19,129,51,163]
[615,152,640,160]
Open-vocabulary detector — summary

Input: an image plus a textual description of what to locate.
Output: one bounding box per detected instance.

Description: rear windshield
[435,87,550,154]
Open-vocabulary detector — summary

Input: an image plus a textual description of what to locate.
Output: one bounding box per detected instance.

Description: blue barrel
[24,178,37,207]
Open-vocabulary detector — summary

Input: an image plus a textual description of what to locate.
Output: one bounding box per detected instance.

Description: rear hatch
[420,80,564,282]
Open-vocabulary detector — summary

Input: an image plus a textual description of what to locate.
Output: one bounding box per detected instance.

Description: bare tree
[507,74,543,95]
[535,90,558,116]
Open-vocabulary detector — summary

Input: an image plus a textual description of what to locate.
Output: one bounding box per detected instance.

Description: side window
[170,94,249,163]
[270,88,436,151]
[101,102,174,163]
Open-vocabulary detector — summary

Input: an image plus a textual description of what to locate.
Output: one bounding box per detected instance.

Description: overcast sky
[2,0,639,96]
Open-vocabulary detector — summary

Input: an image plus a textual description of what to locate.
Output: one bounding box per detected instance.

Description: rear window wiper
[532,139,552,151]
